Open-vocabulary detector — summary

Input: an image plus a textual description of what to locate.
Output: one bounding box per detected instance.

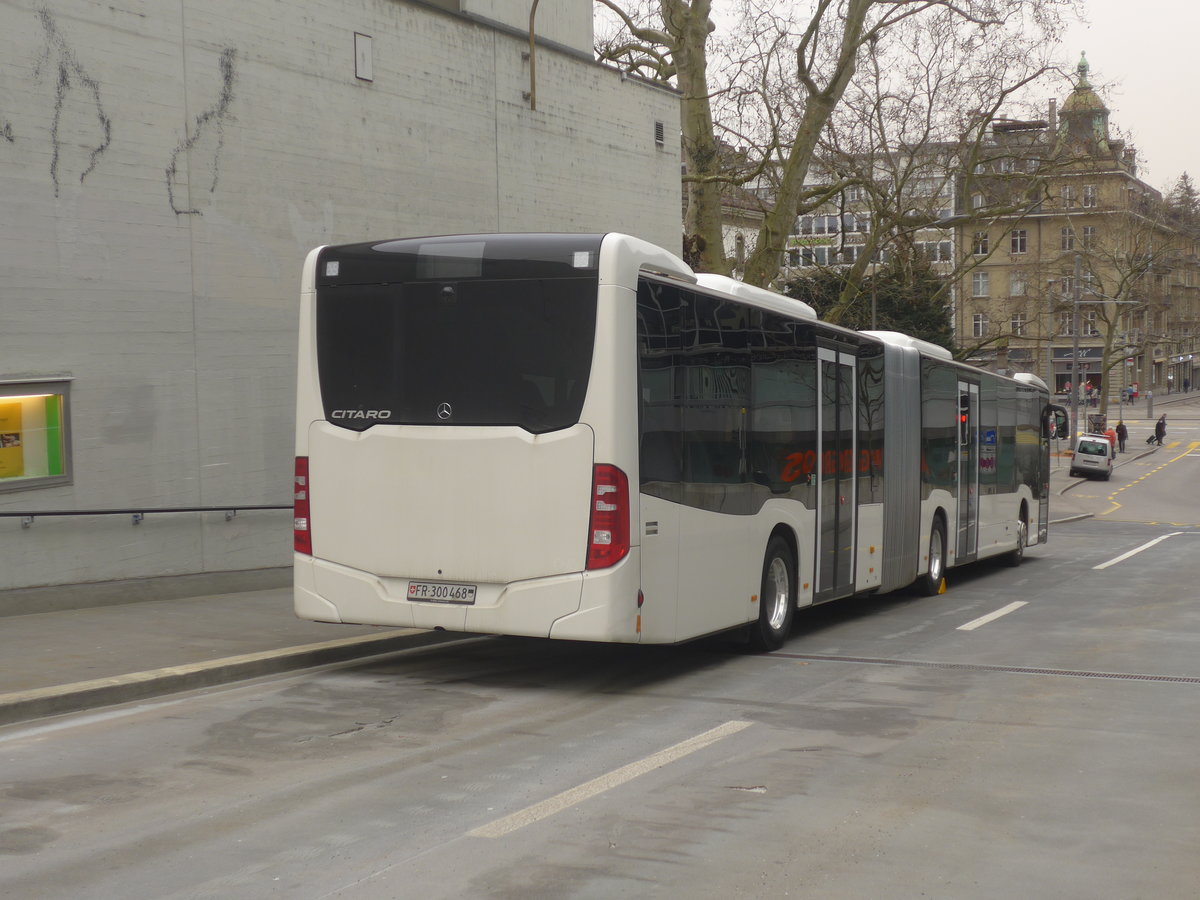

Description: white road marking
[468,720,753,838]
[957,601,1028,632]
[1093,533,1183,570]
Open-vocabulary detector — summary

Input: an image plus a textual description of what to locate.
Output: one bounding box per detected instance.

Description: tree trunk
[740,0,872,287]
[671,0,729,274]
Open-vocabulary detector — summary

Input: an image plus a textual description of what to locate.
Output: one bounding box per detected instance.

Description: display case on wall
[0,379,72,492]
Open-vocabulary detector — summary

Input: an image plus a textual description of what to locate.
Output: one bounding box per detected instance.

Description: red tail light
[294,457,312,555]
[586,464,629,570]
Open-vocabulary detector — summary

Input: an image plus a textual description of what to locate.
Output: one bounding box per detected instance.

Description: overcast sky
[1063,2,1197,193]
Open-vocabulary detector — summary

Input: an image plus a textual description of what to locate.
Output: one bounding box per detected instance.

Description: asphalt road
[2,447,1199,898]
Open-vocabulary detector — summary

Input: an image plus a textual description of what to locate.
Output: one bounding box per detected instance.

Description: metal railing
[0,505,291,529]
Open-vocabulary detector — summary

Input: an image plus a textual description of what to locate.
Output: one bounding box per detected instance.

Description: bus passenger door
[957,382,979,562]
[815,347,856,601]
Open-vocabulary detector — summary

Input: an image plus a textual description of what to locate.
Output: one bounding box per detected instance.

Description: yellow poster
[0,401,24,478]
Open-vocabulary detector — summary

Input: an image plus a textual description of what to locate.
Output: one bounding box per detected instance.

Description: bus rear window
[315,277,597,433]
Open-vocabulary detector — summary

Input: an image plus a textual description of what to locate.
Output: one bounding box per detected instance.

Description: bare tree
[596,0,1077,285]
[797,7,1069,328]
[596,0,731,273]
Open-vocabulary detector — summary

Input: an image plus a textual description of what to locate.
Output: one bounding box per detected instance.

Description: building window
[845,185,861,202]
[915,240,952,262]
[0,379,73,493]
[973,232,989,255]
[1010,271,1027,296]
[1010,313,1026,336]
[799,246,832,267]
[971,193,985,209]
[1081,226,1096,250]
[1082,184,1097,207]
[1083,310,1099,336]
[971,271,990,298]
[910,177,938,197]
[1062,185,1075,208]
[1059,311,1075,335]
[1061,227,1075,251]
[798,215,842,236]
[972,313,989,337]
[1010,229,1027,254]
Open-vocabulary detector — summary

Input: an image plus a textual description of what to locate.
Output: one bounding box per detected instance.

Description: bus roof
[861,330,954,361]
[694,274,817,320]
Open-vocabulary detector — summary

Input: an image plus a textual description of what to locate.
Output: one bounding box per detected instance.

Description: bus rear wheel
[749,536,795,652]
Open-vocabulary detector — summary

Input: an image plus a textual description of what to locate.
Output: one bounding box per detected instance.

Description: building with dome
[956,53,1198,409]
[782,54,1198,417]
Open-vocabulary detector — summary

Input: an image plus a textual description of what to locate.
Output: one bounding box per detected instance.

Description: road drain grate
[774,653,1200,685]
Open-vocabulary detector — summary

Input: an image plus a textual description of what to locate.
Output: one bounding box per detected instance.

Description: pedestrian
[1185,378,1191,393]
[1155,413,1167,446]
[1115,420,1127,453]
[1105,424,1117,453]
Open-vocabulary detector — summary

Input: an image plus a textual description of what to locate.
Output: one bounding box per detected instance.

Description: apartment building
[784,55,1198,402]
[961,55,1199,400]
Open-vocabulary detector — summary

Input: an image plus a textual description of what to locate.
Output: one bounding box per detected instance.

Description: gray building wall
[0,0,680,592]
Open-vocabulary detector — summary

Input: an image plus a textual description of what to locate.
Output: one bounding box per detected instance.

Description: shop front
[1053,346,1104,399]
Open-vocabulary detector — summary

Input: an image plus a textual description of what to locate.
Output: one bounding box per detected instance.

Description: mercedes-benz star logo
[436,402,453,420]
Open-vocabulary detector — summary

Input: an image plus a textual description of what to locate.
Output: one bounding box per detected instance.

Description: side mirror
[1043,405,1070,440]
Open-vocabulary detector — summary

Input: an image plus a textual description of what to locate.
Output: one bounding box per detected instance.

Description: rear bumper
[294,551,642,642]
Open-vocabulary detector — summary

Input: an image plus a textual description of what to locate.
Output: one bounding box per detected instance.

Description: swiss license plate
[407,580,477,604]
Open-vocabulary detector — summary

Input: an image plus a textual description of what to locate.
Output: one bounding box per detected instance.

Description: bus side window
[641,431,682,484]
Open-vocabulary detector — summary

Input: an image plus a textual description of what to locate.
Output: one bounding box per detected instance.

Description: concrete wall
[0,0,680,592]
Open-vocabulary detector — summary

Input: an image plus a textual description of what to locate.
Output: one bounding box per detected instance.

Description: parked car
[1069,433,1114,480]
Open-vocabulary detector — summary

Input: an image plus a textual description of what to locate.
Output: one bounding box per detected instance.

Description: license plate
[407,580,477,604]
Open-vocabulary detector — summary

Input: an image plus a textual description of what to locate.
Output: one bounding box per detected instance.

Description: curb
[0,629,461,728]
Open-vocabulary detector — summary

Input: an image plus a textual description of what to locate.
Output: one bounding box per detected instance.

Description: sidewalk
[0,588,455,727]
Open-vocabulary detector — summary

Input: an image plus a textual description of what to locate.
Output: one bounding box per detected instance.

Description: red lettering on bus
[781,450,817,482]
[781,453,804,483]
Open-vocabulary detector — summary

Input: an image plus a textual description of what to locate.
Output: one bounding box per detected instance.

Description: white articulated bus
[294,233,1068,650]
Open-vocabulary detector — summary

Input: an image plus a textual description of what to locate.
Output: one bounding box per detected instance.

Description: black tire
[916,516,947,596]
[1005,510,1027,567]
[748,536,795,652]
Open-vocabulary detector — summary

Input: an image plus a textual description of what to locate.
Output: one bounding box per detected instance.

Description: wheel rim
[765,557,790,631]
[929,527,944,583]
[1017,519,1027,555]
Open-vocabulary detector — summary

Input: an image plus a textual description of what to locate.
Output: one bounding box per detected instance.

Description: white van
[1069,434,1114,480]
